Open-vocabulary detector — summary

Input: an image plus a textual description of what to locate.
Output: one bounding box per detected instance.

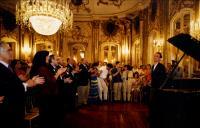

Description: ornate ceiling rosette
[69,0,91,13]
[102,18,119,37]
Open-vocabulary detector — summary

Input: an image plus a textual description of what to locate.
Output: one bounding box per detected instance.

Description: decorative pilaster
[92,20,100,62]
[30,32,34,58]
[59,32,64,57]
[161,0,169,65]
[18,25,22,59]
[140,13,144,66]
[124,20,132,64]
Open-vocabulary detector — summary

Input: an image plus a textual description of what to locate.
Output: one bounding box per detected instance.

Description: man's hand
[64,78,73,84]
[55,67,67,79]
[0,96,5,103]
[57,67,67,76]
[26,75,45,87]
[32,75,45,85]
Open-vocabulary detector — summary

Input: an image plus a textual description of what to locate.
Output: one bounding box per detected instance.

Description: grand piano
[151,33,200,128]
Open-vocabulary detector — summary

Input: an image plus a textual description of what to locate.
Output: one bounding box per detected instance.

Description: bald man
[0,41,44,128]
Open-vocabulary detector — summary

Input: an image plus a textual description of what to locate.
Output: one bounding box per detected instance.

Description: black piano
[151,33,200,128]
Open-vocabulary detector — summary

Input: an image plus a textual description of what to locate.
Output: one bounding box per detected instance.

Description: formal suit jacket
[64,64,79,89]
[48,64,57,75]
[67,64,74,74]
[151,63,166,89]
[0,63,25,128]
[79,64,89,85]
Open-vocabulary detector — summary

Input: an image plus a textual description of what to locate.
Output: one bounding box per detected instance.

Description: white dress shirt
[99,66,108,79]
[153,63,158,71]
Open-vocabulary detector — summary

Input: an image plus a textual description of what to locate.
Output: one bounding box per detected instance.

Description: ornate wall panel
[168,0,197,77]
[65,21,92,62]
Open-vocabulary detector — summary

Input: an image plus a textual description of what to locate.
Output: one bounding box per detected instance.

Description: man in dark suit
[150,52,166,128]
[78,58,90,107]
[151,52,166,89]
[0,41,44,128]
[62,58,78,112]
[48,54,61,75]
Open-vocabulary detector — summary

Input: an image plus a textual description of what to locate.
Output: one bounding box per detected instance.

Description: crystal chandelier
[16,0,73,35]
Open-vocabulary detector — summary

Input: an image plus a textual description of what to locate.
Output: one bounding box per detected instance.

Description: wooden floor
[64,103,149,128]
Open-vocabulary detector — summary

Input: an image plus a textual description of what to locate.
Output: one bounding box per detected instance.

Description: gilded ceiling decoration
[0,0,150,21]
[169,0,194,18]
[71,0,150,20]
[97,0,125,7]
[69,0,91,13]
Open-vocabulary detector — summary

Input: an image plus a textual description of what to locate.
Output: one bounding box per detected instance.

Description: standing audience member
[88,62,99,104]
[48,55,61,75]
[122,65,128,102]
[145,64,152,86]
[63,58,78,112]
[111,61,123,102]
[106,63,113,102]
[10,59,29,81]
[171,60,183,78]
[131,72,142,102]
[0,42,44,128]
[57,56,66,67]
[98,62,108,102]
[166,62,172,74]
[29,50,66,128]
[140,76,150,104]
[78,58,90,107]
[126,65,134,102]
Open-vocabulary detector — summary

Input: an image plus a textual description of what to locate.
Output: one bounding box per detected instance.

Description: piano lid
[168,33,200,61]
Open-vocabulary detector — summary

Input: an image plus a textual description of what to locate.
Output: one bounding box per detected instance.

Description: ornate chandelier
[16,0,73,35]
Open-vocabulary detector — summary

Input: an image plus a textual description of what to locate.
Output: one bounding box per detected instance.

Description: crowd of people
[0,41,177,128]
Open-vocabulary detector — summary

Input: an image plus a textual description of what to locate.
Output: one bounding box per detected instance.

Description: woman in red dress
[30,50,66,128]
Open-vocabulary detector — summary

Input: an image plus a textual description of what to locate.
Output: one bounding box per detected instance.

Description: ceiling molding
[0,0,150,21]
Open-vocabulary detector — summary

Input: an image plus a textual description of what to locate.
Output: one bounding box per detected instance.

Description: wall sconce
[22,45,31,55]
[153,39,164,47]
[111,58,116,63]
[122,45,129,55]
[104,58,108,63]
[124,48,129,55]
[73,56,77,62]
[80,50,85,58]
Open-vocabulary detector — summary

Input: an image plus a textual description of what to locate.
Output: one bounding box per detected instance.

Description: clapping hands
[57,67,67,76]
[55,67,67,79]
[32,75,45,85]
[26,75,45,87]
[64,77,73,84]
